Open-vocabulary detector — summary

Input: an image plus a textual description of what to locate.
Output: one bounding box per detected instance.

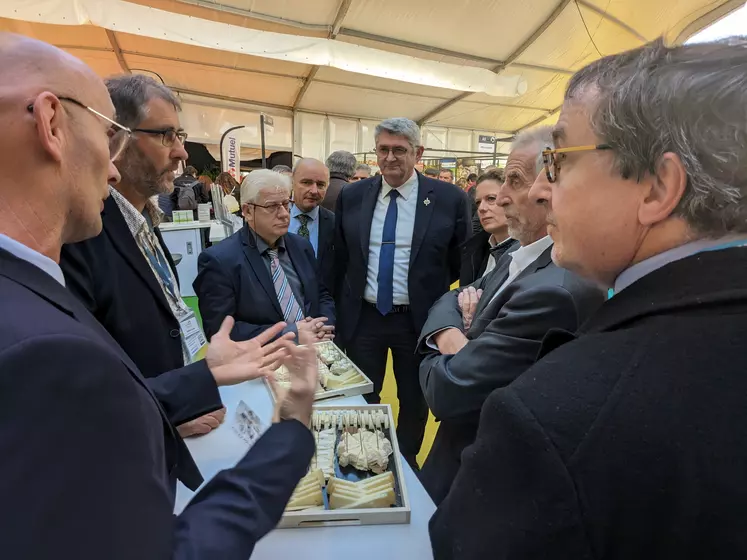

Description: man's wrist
[434,328,468,355]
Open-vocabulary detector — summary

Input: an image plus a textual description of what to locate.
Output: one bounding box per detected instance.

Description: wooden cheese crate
[278,404,411,528]
[265,341,374,402]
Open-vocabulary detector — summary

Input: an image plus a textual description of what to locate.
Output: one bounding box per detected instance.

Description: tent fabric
[0,0,740,156]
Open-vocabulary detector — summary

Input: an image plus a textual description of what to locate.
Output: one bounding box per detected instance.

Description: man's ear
[415,145,425,162]
[638,152,687,226]
[31,92,66,163]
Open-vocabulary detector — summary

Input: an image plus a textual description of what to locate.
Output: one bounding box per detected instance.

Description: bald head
[0,33,120,259]
[292,158,330,212]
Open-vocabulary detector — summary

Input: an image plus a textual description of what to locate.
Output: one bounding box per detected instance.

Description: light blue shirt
[364,171,419,305]
[290,203,320,255]
[614,235,747,294]
[0,234,66,286]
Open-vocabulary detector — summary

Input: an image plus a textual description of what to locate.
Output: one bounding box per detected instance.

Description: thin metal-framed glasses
[374,146,410,158]
[250,200,291,214]
[133,127,188,148]
[542,144,612,183]
[31,96,133,161]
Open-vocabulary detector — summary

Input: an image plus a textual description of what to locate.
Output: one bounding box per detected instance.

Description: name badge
[179,309,208,363]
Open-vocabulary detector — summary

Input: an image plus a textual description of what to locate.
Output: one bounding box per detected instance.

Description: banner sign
[221,129,241,180]
[478,134,497,153]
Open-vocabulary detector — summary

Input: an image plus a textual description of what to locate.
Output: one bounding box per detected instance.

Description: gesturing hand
[297,316,334,345]
[268,343,318,426]
[206,317,296,387]
[458,287,483,330]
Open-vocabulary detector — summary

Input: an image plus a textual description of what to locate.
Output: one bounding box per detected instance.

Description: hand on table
[177,407,226,438]
[267,343,318,426]
[458,287,483,330]
[206,318,296,386]
[297,316,334,345]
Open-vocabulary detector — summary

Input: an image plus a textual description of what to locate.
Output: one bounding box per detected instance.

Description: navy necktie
[377,189,399,315]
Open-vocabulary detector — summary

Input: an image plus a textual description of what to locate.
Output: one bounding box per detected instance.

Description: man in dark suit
[0,33,317,559]
[61,74,225,438]
[195,169,336,343]
[322,150,357,211]
[289,158,335,292]
[418,130,605,503]
[459,169,514,285]
[335,117,471,468]
[431,39,747,559]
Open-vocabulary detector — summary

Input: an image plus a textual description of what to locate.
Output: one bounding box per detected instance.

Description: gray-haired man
[334,117,471,468]
[432,38,747,559]
[322,150,357,211]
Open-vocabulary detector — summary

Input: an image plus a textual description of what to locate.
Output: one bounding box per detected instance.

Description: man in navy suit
[195,169,336,342]
[0,33,318,558]
[335,117,471,468]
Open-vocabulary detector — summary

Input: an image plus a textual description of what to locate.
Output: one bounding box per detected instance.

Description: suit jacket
[430,247,747,559]
[194,224,336,341]
[0,248,314,559]
[321,172,348,212]
[60,196,223,489]
[316,204,336,293]
[459,230,517,286]
[334,172,471,344]
[418,245,604,503]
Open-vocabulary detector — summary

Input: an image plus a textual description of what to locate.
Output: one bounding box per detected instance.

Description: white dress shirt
[364,171,419,305]
[482,234,513,278]
[487,235,553,306]
[0,234,66,286]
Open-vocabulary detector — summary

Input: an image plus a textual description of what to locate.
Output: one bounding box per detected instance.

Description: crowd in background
[1,29,747,560]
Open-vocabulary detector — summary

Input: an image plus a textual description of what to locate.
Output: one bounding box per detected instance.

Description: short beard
[117,144,174,197]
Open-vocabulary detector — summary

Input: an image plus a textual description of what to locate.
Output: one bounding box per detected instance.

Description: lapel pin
[424,198,431,206]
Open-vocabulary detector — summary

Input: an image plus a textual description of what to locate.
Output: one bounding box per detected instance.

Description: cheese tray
[279,404,411,528]
[265,340,374,402]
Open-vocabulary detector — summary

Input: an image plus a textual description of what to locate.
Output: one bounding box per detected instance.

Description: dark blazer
[194,224,336,341]
[459,230,517,286]
[430,247,747,559]
[316,204,336,293]
[418,245,604,504]
[321,172,348,212]
[0,248,314,559]
[334,172,471,345]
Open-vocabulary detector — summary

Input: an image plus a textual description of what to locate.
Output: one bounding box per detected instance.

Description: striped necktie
[266,248,305,323]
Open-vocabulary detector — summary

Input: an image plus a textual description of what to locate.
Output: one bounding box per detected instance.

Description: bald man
[0,33,316,559]
[291,158,336,292]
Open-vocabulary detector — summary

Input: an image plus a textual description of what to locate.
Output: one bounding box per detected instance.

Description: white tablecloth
[175,379,436,559]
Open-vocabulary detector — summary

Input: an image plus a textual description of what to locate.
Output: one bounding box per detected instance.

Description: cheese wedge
[333,489,396,510]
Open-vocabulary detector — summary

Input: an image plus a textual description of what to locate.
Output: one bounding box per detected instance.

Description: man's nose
[109,160,121,185]
[529,175,552,206]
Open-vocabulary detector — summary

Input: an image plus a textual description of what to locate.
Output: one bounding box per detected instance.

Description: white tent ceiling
[0,0,742,141]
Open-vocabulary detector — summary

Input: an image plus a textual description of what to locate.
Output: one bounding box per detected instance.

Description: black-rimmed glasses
[542,144,612,183]
[133,127,188,148]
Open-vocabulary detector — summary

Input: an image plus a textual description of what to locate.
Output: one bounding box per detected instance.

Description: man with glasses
[0,33,319,559]
[61,75,227,438]
[195,169,335,343]
[416,128,603,504]
[334,117,471,469]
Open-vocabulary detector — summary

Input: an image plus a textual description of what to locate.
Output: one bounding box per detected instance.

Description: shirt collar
[510,235,553,271]
[0,234,66,286]
[249,226,286,254]
[291,203,320,221]
[488,234,512,249]
[381,170,418,201]
[110,187,162,237]
[614,235,747,293]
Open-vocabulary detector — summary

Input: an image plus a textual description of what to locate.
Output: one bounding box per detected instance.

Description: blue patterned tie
[376,189,399,315]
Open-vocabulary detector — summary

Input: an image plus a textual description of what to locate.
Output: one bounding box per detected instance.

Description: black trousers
[345,304,429,469]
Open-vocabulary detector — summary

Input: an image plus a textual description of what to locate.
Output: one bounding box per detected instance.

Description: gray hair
[375,117,421,147]
[355,163,372,175]
[271,164,292,174]
[240,169,291,205]
[325,150,357,178]
[106,74,181,129]
[565,37,747,237]
[511,126,553,174]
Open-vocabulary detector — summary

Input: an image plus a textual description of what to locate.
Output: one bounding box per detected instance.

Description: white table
[175,379,436,560]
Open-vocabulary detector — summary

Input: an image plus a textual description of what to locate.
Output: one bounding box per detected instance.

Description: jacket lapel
[285,235,313,314]
[409,173,435,267]
[317,208,333,263]
[241,225,283,317]
[103,198,174,318]
[360,176,382,263]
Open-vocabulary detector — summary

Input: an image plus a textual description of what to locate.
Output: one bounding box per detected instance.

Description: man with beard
[61,75,224,437]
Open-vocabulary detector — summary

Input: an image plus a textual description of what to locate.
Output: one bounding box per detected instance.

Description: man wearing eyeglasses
[334,117,471,469]
[60,75,228,438]
[0,34,318,559]
[416,128,604,504]
[195,169,335,344]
